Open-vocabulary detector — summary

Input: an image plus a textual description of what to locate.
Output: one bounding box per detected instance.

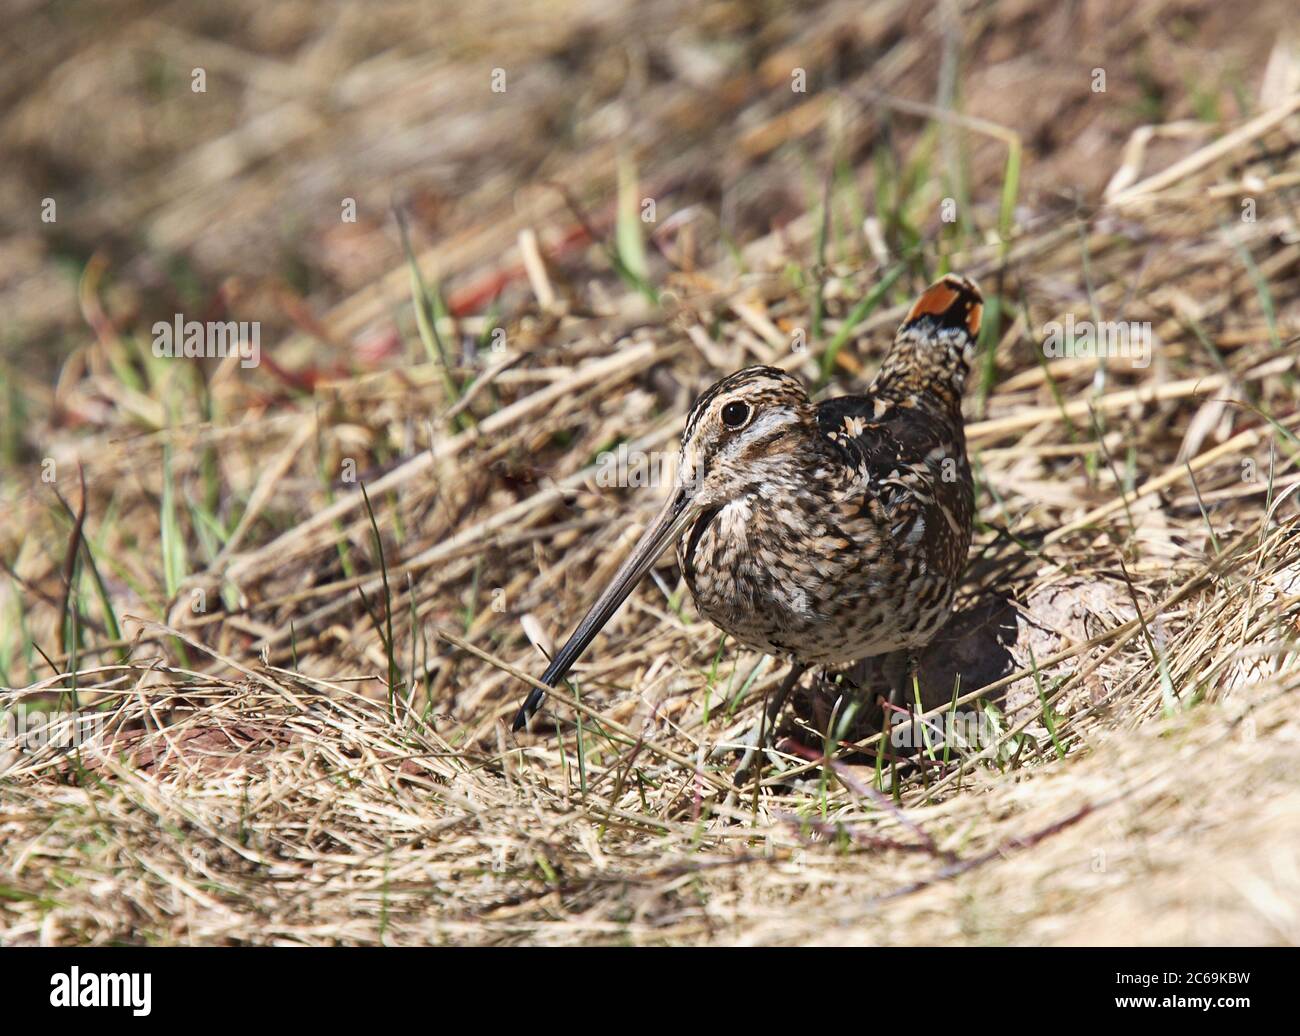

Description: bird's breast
[675,467,969,664]
[677,493,848,657]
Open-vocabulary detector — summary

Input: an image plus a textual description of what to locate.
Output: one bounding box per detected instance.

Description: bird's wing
[815,393,964,539]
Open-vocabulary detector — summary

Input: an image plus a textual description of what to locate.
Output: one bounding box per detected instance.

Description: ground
[1,0,1298,945]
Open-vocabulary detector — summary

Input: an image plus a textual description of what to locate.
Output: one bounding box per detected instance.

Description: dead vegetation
[1,0,1299,945]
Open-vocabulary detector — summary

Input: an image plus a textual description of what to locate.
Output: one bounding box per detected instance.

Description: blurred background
[3,0,1293,386]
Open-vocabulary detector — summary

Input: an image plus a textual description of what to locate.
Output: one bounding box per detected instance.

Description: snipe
[512,274,983,769]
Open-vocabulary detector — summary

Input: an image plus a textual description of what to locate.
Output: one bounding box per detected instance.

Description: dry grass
[2,0,1299,945]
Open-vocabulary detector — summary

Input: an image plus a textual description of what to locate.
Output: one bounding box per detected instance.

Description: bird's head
[676,365,815,508]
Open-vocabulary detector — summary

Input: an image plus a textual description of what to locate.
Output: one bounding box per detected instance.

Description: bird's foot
[712,661,808,786]
[712,719,783,785]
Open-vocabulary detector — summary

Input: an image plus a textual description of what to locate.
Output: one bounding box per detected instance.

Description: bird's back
[812,385,974,654]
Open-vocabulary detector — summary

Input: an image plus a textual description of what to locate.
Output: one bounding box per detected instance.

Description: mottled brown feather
[678,275,981,666]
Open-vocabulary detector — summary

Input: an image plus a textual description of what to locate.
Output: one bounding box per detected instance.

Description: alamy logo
[50,968,151,1016]
[151,314,260,368]
[2,709,105,752]
[596,445,673,488]
[595,445,702,490]
[889,710,994,750]
[1042,313,1151,368]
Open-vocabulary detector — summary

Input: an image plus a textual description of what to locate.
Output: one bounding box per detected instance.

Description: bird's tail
[873,274,983,409]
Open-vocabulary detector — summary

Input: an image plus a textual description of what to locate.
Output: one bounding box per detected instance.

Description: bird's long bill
[511,485,701,731]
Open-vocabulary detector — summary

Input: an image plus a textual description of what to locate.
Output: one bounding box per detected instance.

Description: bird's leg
[900,651,919,710]
[726,661,808,784]
[881,652,923,759]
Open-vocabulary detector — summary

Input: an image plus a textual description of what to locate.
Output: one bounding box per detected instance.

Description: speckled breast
[677,491,963,666]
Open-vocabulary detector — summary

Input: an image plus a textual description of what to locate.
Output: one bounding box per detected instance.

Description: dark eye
[721,401,751,429]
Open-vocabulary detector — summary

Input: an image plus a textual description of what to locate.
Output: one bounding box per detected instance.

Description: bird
[511,273,982,772]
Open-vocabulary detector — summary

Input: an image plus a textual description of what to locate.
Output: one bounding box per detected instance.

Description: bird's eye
[721,401,751,429]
